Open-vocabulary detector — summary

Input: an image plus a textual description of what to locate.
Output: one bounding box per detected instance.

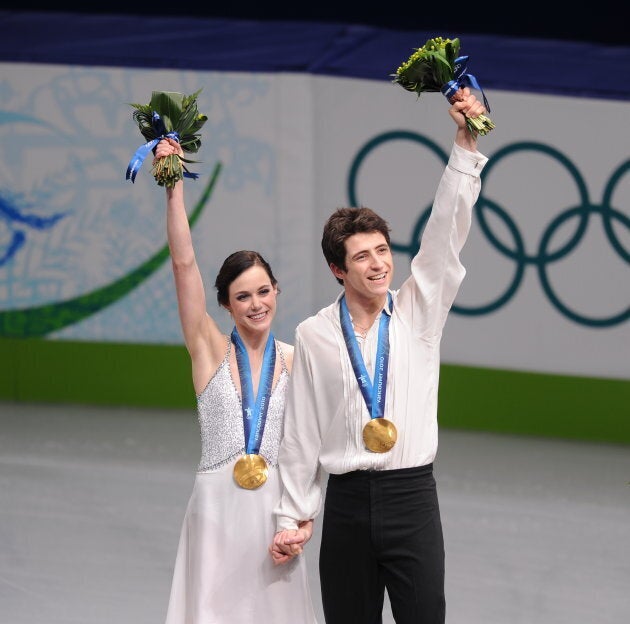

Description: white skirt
[165,462,317,624]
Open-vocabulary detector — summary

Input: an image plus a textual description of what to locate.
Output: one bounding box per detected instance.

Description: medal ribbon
[231,328,276,455]
[339,293,392,420]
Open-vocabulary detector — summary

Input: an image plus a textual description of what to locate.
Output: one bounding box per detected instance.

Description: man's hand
[269,520,314,566]
[448,87,486,151]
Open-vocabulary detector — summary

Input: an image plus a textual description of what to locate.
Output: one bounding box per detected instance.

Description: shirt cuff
[448,142,488,177]
[276,515,300,532]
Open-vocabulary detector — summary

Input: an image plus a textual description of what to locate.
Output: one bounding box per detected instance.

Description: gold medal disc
[233,454,269,490]
[363,418,397,453]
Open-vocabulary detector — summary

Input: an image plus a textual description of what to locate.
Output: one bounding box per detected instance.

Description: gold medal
[362,418,397,453]
[233,454,269,490]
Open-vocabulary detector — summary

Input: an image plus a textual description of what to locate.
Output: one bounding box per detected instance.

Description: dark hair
[214,250,278,307]
[321,207,391,285]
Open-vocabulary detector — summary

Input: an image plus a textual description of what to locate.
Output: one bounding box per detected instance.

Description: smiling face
[331,231,393,305]
[226,265,278,334]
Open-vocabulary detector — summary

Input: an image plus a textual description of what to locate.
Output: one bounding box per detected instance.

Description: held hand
[295,520,314,545]
[274,529,304,556]
[280,520,314,551]
[269,541,295,566]
[270,531,296,566]
[269,521,314,565]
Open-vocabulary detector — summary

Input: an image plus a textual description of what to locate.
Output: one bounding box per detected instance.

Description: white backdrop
[0,63,628,380]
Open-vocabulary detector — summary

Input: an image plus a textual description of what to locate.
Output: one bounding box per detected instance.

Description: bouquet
[392,37,495,136]
[126,90,208,188]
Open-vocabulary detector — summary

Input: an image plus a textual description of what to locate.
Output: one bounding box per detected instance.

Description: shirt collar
[383,291,393,316]
[334,290,393,316]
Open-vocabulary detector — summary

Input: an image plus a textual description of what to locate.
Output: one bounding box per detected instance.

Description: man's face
[331,231,393,303]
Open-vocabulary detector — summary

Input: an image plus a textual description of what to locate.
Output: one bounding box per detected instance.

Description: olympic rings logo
[347,131,629,328]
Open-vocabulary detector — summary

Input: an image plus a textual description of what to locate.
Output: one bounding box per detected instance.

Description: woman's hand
[153,137,184,162]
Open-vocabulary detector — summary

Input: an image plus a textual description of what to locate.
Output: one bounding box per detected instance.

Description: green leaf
[150,91,184,121]
[391,36,495,136]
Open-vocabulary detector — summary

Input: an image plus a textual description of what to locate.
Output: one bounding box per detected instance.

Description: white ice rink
[1,400,629,624]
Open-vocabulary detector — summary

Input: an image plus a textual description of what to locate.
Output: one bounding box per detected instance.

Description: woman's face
[226,265,278,334]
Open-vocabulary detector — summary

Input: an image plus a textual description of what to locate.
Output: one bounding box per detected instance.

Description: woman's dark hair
[321,207,391,285]
[214,250,278,306]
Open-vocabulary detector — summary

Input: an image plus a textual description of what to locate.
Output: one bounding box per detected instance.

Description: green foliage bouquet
[393,37,495,136]
[126,90,208,188]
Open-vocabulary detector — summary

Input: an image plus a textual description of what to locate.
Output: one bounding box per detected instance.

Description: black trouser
[319,464,445,624]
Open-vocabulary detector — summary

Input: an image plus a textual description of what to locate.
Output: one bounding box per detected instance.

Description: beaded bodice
[196,339,288,472]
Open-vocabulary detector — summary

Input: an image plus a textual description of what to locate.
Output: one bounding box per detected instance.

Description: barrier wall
[1,13,628,443]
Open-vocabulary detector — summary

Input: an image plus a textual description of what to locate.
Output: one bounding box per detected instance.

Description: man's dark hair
[321,207,391,285]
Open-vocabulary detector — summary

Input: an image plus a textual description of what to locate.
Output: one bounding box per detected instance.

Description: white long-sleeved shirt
[275,142,488,530]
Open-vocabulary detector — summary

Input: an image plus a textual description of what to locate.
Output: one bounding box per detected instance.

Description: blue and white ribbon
[339,293,392,421]
[440,56,491,112]
[231,328,276,455]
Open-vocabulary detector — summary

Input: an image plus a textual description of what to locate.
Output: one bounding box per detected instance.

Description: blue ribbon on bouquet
[125,111,199,183]
[440,56,491,112]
